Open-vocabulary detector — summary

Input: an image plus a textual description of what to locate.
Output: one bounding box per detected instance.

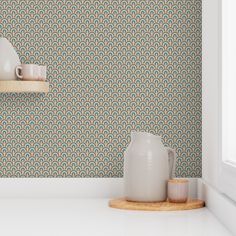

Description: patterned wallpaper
[0,0,201,177]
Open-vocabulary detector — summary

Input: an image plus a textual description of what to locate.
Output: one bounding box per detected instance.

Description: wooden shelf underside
[0,81,49,93]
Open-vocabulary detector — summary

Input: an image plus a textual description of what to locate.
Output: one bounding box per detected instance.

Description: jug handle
[166,147,177,179]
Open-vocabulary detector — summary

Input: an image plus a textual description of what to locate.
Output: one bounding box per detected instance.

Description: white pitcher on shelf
[124,131,177,202]
[0,38,21,81]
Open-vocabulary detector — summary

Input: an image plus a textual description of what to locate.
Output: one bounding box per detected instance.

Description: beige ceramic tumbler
[168,179,188,203]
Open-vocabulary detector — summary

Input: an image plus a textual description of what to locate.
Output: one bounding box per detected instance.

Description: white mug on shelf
[38,65,47,81]
[16,64,39,81]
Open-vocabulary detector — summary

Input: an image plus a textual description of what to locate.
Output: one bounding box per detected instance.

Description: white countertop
[0,199,232,236]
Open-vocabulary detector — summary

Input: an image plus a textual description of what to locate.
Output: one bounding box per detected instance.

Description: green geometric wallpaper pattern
[0,0,201,177]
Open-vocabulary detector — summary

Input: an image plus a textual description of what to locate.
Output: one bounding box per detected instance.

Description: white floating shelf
[0,81,49,93]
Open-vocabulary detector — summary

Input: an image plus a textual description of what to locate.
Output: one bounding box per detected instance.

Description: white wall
[202,0,221,189]
[0,178,123,198]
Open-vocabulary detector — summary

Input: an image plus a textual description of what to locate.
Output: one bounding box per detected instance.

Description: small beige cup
[16,64,39,81]
[168,179,188,203]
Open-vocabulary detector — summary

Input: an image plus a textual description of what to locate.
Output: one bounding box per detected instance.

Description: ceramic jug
[124,131,177,202]
[0,38,20,80]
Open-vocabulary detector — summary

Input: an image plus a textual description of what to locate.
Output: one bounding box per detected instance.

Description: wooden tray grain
[109,198,205,211]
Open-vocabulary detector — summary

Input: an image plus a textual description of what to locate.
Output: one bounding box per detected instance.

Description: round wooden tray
[109,198,205,211]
